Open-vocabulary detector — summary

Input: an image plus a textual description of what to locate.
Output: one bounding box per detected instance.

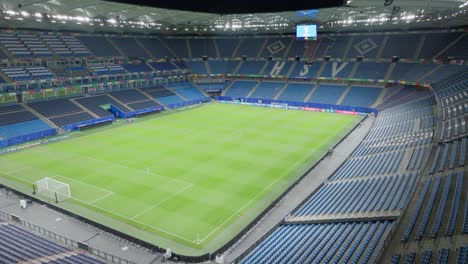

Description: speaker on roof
[325,56,331,61]
[268,56,273,61]
[203,56,208,61]
[392,56,399,62]
[295,56,301,61]
[242,56,247,61]
[356,56,364,62]
[165,57,170,62]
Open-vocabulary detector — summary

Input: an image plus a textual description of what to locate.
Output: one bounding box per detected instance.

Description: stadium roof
[0,0,466,35]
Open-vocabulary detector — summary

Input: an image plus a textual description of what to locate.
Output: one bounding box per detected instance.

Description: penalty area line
[131,183,193,220]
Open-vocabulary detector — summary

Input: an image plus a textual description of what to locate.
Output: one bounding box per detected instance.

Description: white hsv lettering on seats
[299,64,310,77]
[270,61,286,76]
[332,62,348,78]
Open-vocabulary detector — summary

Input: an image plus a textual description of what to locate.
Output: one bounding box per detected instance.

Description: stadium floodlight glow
[20,11,29,17]
[460,1,468,8]
[107,18,117,24]
[35,12,42,18]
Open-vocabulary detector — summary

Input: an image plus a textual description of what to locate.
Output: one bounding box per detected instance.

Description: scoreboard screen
[296,24,317,40]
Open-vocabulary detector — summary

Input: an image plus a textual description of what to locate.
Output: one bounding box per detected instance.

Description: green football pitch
[0,103,361,254]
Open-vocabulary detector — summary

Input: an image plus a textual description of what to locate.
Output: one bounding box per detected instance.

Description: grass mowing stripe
[0,103,361,251]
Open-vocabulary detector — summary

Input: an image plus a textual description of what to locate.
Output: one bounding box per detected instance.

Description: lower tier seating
[239,221,393,264]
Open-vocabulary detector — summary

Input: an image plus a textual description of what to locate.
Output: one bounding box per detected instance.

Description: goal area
[34,177,71,202]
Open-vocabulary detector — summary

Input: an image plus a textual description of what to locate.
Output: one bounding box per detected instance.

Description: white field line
[131,183,193,220]
[197,147,317,244]
[71,152,193,187]
[88,192,114,205]
[5,166,30,175]
[1,171,197,244]
[55,174,113,195]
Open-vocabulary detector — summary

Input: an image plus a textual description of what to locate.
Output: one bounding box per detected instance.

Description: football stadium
[0,0,466,263]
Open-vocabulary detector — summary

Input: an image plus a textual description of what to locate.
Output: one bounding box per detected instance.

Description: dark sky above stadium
[104,0,345,14]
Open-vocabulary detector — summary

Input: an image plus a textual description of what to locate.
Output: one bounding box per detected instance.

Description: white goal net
[34,177,71,202]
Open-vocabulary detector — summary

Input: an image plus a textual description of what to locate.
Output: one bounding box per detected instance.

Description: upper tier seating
[289,62,322,79]
[262,61,293,76]
[209,60,239,74]
[380,34,421,59]
[419,32,463,59]
[162,39,189,58]
[186,61,208,74]
[237,61,266,75]
[189,39,217,58]
[137,38,174,58]
[259,38,291,58]
[347,35,385,58]
[389,63,438,82]
[341,86,382,107]
[353,63,389,80]
[76,36,121,57]
[236,38,265,57]
[215,38,239,58]
[109,37,151,58]
[321,62,354,78]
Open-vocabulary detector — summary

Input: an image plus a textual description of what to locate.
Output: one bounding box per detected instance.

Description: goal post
[34,177,71,203]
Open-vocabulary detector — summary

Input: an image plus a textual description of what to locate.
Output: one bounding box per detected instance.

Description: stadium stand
[236,38,265,58]
[289,62,322,79]
[240,221,393,264]
[75,94,130,117]
[353,62,389,80]
[167,82,206,100]
[216,38,239,58]
[137,38,174,58]
[224,80,259,98]
[1,66,54,81]
[88,64,126,75]
[140,86,185,105]
[249,82,285,99]
[236,61,266,75]
[209,60,240,74]
[307,84,346,105]
[186,61,208,74]
[189,38,218,58]
[380,34,421,59]
[277,83,314,102]
[149,61,177,71]
[109,37,150,58]
[75,35,121,57]
[121,63,152,73]
[347,35,385,58]
[0,222,105,264]
[341,86,382,107]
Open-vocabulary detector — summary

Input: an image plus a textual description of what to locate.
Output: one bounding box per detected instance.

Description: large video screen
[296,24,317,40]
